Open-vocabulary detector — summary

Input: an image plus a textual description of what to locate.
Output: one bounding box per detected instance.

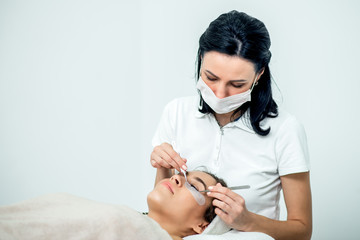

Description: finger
[209,190,246,224]
[161,143,187,171]
[156,156,173,169]
[150,159,161,168]
[212,199,232,214]
[151,150,173,169]
[209,184,245,202]
[165,143,188,170]
[214,208,232,224]
[213,197,245,222]
[150,159,156,167]
[155,146,181,171]
[207,191,236,207]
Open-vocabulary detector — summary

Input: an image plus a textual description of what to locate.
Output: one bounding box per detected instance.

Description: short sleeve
[151,100,177,147]
[275,115,310,176]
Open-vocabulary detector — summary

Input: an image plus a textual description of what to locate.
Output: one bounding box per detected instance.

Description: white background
[1,0,359,239]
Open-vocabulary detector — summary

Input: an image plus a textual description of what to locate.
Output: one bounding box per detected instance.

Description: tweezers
[199,185,250,192]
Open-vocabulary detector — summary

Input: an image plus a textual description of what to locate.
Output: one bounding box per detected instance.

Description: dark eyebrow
[204,70,248,82]
[183,172,207,190]
[194,177,207,190]
[191,174,207,190]
[205,70,219,79]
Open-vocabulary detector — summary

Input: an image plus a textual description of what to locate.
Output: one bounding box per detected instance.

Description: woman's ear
[192,221,210,234]
[257,67,265,81]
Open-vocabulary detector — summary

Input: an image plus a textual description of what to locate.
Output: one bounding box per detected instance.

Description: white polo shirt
[152,96,310,220]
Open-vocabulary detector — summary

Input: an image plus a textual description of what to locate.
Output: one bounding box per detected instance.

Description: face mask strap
[199,97,203,110]
[250,73,259,91]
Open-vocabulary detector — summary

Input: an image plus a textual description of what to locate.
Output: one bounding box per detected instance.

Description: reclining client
[0,170,227,240]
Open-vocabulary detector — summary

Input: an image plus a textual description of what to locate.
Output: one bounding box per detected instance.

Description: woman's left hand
[207,183,253,231]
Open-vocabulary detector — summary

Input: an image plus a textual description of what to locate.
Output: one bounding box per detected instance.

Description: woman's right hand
[150,142,187,172]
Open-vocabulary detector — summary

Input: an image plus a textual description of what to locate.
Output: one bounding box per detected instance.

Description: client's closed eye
[190,183,199,191]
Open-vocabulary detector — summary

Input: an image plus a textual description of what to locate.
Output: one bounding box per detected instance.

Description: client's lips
[162,181,174,194]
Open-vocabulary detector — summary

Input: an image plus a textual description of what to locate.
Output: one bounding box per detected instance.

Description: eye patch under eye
[185,182,205,205]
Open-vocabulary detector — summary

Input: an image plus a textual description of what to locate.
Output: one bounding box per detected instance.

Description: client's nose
[170,174,183,187]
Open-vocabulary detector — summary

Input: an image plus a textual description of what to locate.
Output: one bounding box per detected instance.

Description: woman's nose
[170,174,184,187]
[213,84,228,99]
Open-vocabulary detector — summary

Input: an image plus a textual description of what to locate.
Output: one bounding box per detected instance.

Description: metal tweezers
[199,185,250,192]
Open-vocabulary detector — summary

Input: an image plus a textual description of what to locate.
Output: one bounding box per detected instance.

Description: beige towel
[0,193,171,240]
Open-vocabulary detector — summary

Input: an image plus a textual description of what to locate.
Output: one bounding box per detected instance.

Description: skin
[150,51,263,179]
[199,51,263,126]
[150,51,312,240]
[147,171,217,240]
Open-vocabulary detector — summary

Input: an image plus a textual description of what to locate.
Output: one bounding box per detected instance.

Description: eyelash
[177,173,199,191]
[205,75,244,88]
[206,76,217,81]
[232,84,244,88]
[190,183,199,191]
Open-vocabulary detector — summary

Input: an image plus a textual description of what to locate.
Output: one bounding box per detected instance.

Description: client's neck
[147,211,194,240]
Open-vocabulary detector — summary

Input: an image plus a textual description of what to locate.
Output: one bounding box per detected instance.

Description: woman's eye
[232,84,244,88]
[190,184,199,191]
[206,76,217,81]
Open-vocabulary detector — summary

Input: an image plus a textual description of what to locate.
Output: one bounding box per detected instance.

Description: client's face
[147,171,217,235]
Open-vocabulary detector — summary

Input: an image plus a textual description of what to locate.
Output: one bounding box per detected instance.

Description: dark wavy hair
[196,10,278,136]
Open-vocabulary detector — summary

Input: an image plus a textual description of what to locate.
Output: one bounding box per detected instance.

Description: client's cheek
[184,182,205,205]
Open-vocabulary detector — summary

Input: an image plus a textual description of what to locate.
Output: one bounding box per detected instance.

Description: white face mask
[196,75,258,114]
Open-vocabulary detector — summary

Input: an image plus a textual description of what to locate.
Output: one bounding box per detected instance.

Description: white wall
[1,1,359,239]
[0,0,146,209]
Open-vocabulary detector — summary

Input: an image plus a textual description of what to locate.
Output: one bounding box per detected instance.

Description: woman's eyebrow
[193,176,207,190]
[205,70,219,79]
[184,172,207,190]
[204,70,248,82]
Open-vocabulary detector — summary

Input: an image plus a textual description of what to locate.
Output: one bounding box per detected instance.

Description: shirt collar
[194,109,206,118]
[228,115,256,134]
